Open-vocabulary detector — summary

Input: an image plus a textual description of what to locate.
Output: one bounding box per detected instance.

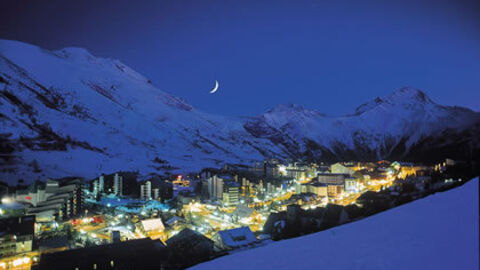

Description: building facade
[0,215,35,258]
[207,175,224,200]
[140,181,152,201]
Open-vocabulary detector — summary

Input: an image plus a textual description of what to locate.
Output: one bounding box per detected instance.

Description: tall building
[140,181,152,201]
[113,173,123,196]
[223,182,240,206]
[207,175,223,200]
[152,188,159,200]
[93,175,105,196]
[266,182,275,195]
[27,178,84,221]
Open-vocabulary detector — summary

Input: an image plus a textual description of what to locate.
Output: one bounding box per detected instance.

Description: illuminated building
[92,175,105,196]
[26,178,84,221]
[152,188,159,200]
[0,215,35,257]
[266,182,275,194]
[317,173,348,185]
[330,163,355,175]
[140,181,152,200]
[14,181,45,206]
[327,184,344,198]
[344,177,359,193]
[207,175,223,200]
[223,182,240,206]
[113,173,123,196]
[285,163,308,179]
[137,218,165,238]
[434,158,456,172]
[172,175,190,187]
[307,182,328,197]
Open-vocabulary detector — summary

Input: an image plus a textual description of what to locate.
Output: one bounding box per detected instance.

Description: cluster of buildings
[139,181,160,201]
[0,215,35,259]
[205,175,240,206]
[9,178,84,222]
[91,173,123,197]
[0,158,459,269]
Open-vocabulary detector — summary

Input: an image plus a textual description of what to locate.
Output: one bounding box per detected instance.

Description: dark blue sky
[1,0,479,116]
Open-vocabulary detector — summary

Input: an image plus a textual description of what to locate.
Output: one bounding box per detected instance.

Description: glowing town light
[1,197,11,204]
[12,257,29,267]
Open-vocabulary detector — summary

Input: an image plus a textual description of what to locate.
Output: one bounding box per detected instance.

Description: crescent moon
[209,80,219,94]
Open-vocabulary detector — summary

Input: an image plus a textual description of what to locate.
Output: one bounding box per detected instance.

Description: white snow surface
[0,39,284,183]
[191,178,479,270]
[1,39,479,183]
[247,89,480,156]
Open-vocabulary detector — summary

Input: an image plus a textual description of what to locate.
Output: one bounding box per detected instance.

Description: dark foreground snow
[191,178,479,270]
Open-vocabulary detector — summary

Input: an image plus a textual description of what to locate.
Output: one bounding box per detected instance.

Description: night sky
[1,0,479,116]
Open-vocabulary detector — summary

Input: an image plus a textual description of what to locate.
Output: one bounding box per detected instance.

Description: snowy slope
[245,88,480,161]
[0,39,284,183]
[1,39,479,184]
[191,178,479,270]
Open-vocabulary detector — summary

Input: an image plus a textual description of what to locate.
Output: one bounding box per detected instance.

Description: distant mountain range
[1,40,479,184]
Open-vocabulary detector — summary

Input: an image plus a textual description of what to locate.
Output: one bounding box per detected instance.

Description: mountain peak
[386,87,432,104]
[355,87,434,114]
[271,103,305,112]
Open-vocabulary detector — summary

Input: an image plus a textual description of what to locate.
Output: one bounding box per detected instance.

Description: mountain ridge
[1,39,479,184]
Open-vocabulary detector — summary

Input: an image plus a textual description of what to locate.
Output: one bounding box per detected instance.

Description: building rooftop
[217,226,257,248]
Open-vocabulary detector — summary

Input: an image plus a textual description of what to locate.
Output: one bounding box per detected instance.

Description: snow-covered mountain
[1,39,479,184]
[191,178,479,270]
[0,40,284,184]
[244,88,480,162]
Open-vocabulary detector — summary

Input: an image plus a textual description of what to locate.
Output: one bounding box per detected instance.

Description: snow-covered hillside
[1,39,479,184]
[0,39,284,183]
[245,88,480,161]
[191,178,479,270]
